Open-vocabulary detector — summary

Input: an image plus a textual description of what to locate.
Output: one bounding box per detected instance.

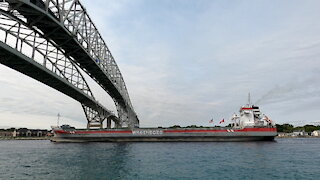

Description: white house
[311,130,320,136]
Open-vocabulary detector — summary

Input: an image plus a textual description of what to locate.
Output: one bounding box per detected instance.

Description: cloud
[0,65,87,125]
[75,0,320,127]
[255,74,320,105]
[1,0,320,128]
[0,111,86,129]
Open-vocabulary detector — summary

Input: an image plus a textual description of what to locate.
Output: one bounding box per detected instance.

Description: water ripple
[0,138,319,179]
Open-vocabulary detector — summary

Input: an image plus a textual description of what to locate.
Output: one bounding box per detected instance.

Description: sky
[1,0,320,129]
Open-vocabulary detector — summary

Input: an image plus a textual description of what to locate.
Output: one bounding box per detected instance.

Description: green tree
[185,125,198,128]
[276,124,294,133]
[169,125,181,129]
[303,125,320,133]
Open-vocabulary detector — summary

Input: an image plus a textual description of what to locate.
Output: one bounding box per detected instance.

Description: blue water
[0,138,319,180]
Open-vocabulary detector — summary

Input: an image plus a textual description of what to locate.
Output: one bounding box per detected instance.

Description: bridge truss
[0,0,139,128]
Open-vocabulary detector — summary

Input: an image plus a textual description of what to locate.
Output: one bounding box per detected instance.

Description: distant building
[292,130,308,136]
[16,128,29,137]
[311,130,320,137]
[0,130,14,137]
[1,128,49,137]
[278,132,293,137]
[16,128,49,137]
[31,129,49,137]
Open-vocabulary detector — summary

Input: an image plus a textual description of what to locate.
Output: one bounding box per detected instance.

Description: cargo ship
[51,99,277,142]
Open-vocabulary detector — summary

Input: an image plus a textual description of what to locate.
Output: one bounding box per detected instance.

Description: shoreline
[0,137,51,140]
[276,136,320,138]
[275,136,320,138]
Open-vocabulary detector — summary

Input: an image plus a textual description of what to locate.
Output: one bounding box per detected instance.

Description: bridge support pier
[115,103,139,129]
[107,119,111,129]
[82,105,108,129]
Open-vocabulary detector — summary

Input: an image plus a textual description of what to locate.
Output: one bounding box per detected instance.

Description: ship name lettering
[132,130,163,135]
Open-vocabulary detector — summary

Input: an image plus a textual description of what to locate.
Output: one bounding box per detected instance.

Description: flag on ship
[219,119,225,124]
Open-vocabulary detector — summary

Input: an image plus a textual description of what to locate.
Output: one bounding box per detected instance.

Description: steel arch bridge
[0,0,139,129]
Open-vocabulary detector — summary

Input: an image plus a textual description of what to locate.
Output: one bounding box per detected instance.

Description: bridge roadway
[6,0,139,127]
[0,41,113,118]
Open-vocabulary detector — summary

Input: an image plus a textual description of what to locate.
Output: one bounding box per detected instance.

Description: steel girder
[0,6,118,128]
[5,0,139,128]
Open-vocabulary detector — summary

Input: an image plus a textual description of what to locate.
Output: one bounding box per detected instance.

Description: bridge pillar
[115,102,139,129]
[86,120,104,129]
[82,105,109,129]
[127,108,140,128]
[107,118,111,129]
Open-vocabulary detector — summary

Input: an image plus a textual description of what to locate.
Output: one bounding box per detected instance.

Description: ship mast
[247,93,251,106]
[57,113,61,127]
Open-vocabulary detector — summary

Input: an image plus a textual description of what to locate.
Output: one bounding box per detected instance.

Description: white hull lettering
[132,130,163,135]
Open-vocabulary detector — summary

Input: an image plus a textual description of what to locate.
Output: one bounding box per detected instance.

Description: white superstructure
[232,95,274,128]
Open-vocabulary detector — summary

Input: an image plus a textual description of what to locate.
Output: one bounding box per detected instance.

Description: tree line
[276,124,320,133]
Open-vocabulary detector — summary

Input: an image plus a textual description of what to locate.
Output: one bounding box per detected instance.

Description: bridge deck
[9,1,126,106]
[0,41,111,116]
